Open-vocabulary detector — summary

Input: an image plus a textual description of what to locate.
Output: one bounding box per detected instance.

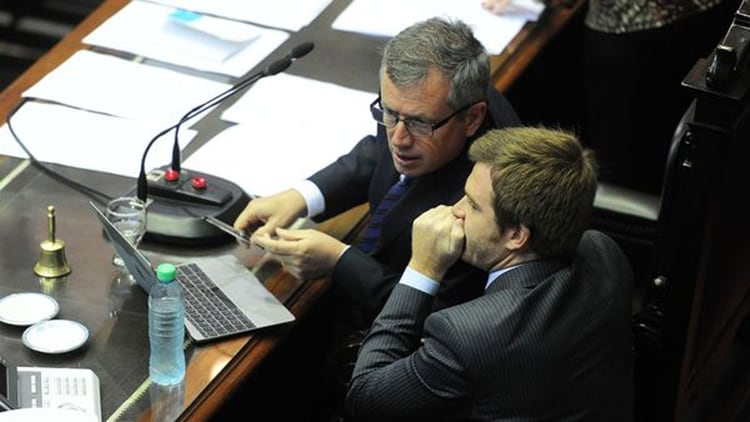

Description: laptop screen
[89,201,157,294]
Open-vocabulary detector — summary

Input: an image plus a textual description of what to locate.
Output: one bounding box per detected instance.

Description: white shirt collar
[486,264,523,290]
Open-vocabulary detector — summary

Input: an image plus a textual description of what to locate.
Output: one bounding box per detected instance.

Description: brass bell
[33,206,71,278]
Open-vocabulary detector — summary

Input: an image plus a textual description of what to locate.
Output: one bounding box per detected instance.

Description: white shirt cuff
[292,180,325,218]
[399,267,439,296]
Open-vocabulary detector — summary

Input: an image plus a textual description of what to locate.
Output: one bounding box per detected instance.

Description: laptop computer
[89,201,295,343]
[0,354,101,421]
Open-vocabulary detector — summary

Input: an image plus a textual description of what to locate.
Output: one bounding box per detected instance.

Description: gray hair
[380,17,490,110]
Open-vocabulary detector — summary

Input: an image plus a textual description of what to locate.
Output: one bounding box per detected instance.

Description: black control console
[134,165,250,246]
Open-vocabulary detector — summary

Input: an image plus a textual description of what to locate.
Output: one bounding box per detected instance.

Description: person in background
[347,126,634,421]
[482,0,739,194]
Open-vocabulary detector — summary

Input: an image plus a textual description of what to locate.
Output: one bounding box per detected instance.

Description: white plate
[0,292,59,326]
[22,320,89,354]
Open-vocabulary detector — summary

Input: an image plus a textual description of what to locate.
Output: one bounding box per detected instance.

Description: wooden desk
[0,1,584,420]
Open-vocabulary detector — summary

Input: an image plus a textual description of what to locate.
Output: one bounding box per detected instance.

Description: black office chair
[487,85,522,128]
[590,100,696,421]
[590,93,692,306]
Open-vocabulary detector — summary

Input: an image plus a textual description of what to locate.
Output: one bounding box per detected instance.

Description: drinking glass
[106,196,147,269]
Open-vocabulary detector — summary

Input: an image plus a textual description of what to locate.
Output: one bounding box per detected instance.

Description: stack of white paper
[184,74,377,196]
[21,50,232,126]
[0,102,185,178]
[83,1,290,77]
[332,0,544,55]
[145,0,334,32]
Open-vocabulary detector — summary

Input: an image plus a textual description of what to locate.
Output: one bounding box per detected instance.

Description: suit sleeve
[308,133,383,220]
[333,246,486,326]
[331,246,403,324]
[346,284,473,422]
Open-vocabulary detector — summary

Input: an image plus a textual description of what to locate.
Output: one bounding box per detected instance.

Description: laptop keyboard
[176,263,256,339]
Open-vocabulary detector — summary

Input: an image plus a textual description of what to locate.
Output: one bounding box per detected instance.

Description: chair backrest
[596,100,699,422]
[590,102,692,310]
[487,86,521,128]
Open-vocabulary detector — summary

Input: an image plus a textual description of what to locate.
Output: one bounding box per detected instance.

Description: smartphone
[202,216,251,246]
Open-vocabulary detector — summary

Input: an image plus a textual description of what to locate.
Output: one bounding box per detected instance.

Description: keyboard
[176,263,256,339]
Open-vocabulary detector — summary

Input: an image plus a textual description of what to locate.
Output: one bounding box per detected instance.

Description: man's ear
[506,224,531,252]
[464,101,487,138]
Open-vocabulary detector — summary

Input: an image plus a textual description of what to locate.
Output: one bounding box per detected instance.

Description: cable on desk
[6,98,116,205]
[106,377,152,422]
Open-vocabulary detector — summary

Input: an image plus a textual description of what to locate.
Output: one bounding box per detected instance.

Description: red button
[164,168,180,182]
[192,176,207,190]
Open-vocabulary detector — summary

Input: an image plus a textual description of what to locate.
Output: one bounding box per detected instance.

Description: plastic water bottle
[148,263,186,385]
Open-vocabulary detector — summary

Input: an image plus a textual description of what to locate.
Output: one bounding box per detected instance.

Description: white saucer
[0,292,59,326]
[22,320,89,354]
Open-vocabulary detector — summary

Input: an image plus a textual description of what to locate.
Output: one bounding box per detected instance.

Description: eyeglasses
[370,96,476,138]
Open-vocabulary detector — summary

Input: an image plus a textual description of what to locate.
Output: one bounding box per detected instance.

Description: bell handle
[47,205,56,243]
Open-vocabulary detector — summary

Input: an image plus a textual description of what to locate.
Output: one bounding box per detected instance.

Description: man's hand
[252,228,347,281]
[233,189,307,239]
[408,205,465,281]
[481,0,512,15]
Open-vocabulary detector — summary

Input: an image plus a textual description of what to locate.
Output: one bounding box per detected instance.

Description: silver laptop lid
[90,201,295,343]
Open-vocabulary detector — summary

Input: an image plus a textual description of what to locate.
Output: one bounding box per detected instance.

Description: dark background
[0,0,103,89]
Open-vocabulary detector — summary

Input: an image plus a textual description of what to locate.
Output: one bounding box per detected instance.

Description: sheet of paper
[332,0,543,55]
[83,1,290,78]
[184,74,376,196]
[144,0,334,32]
[22,50,232,126]
[0,102,190,178]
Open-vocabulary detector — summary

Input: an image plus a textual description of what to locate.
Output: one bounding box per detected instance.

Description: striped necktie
[357,177,412,253]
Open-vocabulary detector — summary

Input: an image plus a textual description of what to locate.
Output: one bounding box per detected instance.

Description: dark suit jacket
[309,89,520,325]
[347,230,635,421]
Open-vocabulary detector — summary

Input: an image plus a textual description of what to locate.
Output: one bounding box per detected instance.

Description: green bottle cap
[156,263,177,283]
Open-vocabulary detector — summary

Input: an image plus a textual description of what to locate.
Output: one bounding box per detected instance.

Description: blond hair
[469,126,598,258]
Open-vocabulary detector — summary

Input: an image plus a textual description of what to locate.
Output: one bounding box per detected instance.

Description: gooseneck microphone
[136,41,315,203]
[168,41,314,174]
[134,42,315,245]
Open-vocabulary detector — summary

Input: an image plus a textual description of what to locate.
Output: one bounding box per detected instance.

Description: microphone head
[262,42,314,76]
[137,171,149,202]
[265,57,292,76]
[291,42,315,59]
